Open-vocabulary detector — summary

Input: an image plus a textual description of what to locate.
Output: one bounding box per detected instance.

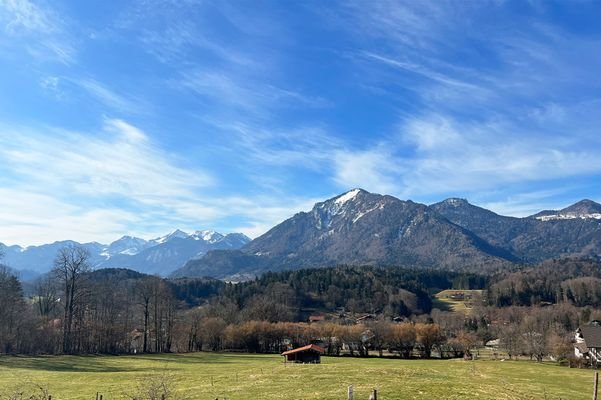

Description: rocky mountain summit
[175,190,601,279]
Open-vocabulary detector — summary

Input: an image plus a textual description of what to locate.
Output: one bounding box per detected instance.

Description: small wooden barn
[281,344,325,363]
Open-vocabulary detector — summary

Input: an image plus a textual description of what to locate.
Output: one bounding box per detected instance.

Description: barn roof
[580,325,601,348]
[281,344,325,356]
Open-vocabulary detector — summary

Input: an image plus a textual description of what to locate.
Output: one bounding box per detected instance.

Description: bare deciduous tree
[0,266,27,354]
[136,277,161,353]
[498,323,522,360]
[53,245,91,354]
[416,323,444,358]
[35,275,58,320]
[387,323,416,358]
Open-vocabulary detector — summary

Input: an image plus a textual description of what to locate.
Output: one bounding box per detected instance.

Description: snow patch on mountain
[536,213,601,221]
[1,229,251,276]
[192,230,224,243]
[153,229,189,244]
[442,198,468,207]
[313,189,367,229]
[335,188,362,205]
[352,203,385,223]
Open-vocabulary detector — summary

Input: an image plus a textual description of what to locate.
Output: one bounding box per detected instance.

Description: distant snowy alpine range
[0,230,251,278]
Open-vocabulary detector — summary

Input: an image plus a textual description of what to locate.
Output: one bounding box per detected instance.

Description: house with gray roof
[575,321,601,364]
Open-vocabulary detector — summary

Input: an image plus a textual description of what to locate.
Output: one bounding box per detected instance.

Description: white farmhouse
[575,321,601,364]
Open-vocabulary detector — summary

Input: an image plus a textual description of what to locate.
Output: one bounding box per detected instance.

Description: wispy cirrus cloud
[0,118,328,245]
[336,0,601,109]
[179,69,329,116]
[74,79,150,114]
[208,121,341,170]
[317,0,601,213]
[37,76,151,114]
[210,195,322,239]
[0,0,75,64]
[0,119,214,243]
[330,112,601,210]
[0,118,213,202]
[399,115,601,194]
[138,21,255,67]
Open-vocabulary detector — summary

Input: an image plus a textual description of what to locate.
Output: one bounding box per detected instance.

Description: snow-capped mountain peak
[105,235,150,257]
[153,229,190,244]
[191,230,224,243]
[442,198,469,207]
[335,188,363,205]
[312,188,375,229]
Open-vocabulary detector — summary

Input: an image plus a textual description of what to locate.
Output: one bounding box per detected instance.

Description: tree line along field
[0,352,595,400]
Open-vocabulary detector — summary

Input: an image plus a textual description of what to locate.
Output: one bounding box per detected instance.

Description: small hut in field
[281,344,325,363]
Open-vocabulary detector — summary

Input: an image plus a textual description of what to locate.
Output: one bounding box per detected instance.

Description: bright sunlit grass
[0,352,594,399]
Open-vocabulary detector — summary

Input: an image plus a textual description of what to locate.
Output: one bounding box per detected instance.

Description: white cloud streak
[0,119,328,245]
[330,112,601,212]
[0,189,139,246]
[0,0,76,64]
[74,79,149,114]
[179,69,328,116]
[332,148,402,196]
[0,119,214,244]
[2,119,213,201]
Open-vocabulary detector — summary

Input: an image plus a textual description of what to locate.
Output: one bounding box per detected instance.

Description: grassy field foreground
[0,353,594,400]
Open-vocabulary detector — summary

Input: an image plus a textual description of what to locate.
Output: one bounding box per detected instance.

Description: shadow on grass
[0,355,144,373]
[431,298,453,312]
[127,352,278,365]
[0,352,276,374]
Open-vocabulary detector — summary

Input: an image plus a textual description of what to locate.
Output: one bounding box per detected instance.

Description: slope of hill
[430,198,528,248]
[174,189,516,278]
[432,198,601,262]
[487,257,601,307]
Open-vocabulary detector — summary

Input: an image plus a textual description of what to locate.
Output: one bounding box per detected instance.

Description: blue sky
[1,0,601,245]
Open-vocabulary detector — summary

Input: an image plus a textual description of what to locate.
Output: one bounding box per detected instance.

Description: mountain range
[0,230,250,278]
[3,189,601,281]
[174,189,601,279]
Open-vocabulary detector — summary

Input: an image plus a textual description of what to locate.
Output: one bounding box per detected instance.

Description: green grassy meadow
[0,353,594,399]
[433,289,484,314]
